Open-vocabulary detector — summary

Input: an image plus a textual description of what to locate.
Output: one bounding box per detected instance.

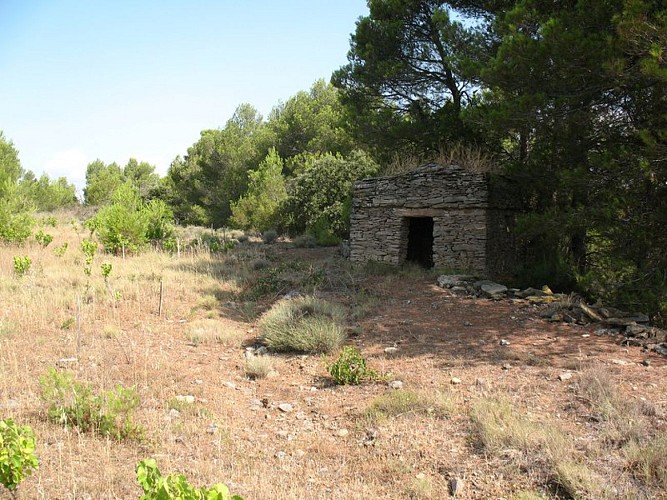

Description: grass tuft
[364,389,453,422]
[623,437,667,488]
[259,296,346,354]
[244,355,274,380]
[185,319,243,346]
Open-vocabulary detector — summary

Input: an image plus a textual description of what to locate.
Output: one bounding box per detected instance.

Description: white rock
[451,377,462,385]
[278,403,293,413]
[389,380,403,390]
[558,373,573,381]
[175,395,195,404]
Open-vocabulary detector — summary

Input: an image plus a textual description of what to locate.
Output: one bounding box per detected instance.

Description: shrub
[244,355,274,380]
[54,242,68,257]
[136,458,243,500]
[261,229,278,244]
[40,368,142,440]
[292,234,317,248]
[12,256,31,277]
[0,419,39,496]
[34,230,53,247]
[328,346,377,385]
[92,183,148,254]
[259,296,346,354]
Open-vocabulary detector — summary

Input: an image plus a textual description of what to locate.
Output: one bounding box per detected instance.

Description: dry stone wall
[350,163,516,276]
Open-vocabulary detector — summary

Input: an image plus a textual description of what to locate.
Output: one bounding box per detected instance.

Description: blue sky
[0,0,368,192]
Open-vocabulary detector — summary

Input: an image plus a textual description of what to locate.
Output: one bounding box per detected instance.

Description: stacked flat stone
[349,163,517,277]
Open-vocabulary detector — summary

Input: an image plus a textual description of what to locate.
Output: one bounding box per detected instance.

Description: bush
[261,229,278,244]
[12,256,31,277]
[328,346,377,385]
[244,355,274,380]
[34,230,53,247]
[0,419,39,495]
[292,234,317,248]
[136,458,243,500]
[92,183,148,254]
[364,389,453,421]
[259,296,346,354]
[40,368,142,440]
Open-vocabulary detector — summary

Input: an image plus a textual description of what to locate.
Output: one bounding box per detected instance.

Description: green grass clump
[364,389,453,421]
[259,296,346,354]
[623,437,667,488]
[328,346,378,385]
[40,368,143,441]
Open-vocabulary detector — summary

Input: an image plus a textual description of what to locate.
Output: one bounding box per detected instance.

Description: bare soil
[1,240,666,499]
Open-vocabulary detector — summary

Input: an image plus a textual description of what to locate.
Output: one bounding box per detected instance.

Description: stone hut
[349,163,516,277]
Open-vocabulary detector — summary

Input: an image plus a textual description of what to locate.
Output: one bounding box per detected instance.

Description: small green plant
[34,230,53,247]
[81,238,97,277]
[136,458,243,500]
[100,263,112,280]
[364,389,453,421]
[40,368,142,440]
[328,346,377,385]
[42,215,58,227]
[0,419,39,497]
[12,256,31,277]
[292,234,318,248]
[54,241,68,257]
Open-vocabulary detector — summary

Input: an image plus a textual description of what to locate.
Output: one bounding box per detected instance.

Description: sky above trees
[0,0,368,192]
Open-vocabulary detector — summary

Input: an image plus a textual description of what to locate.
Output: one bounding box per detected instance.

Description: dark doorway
[406,217,434,268]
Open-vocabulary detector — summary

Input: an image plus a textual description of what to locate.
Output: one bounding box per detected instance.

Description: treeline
[0,0,664,321]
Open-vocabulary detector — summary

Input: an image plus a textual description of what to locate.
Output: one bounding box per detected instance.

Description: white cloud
[43,148,88,191]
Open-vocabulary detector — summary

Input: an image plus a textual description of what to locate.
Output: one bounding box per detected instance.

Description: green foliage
[0,182,35,244]
[81,238,97,276]
[19,172,78,211]
[259,296,346,354]
[282,150,379,238]
[34,230,53,248]
[84,159,124,206]
[0,419,39,495]
[189,232,236,253]
[328,346,377,385]
[144,199,175,244]
[292,234,318,248]
[332,1,484,157]
[92,182,148,254]
[40,368,142,441]
[230,148,287,231]
[136,458,243,500]
[261,229,278,244]
[268,79,355,166]
[54,242,68,257]
[100,263,112,280]
[12,256,31,277]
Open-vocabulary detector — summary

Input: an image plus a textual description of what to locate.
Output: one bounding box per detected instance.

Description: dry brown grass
[1,216,666,499]
[382,142,495,175]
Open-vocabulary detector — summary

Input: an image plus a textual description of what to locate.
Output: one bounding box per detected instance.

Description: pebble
[175,395,195,404]
[275,451,286,460]
[278,403,293,413]
[206,423,218,434]
[336,429,349,437]
[451,377,462,385]
[502,363,512,370]
[389,380,403,390]
[500,339,510,346]
[384,346,399,354]
[168,409,181,420]
[558,373,573,381]
[223,381,237,389]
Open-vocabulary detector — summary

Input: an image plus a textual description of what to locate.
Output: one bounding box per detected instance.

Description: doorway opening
[406,217,434,268]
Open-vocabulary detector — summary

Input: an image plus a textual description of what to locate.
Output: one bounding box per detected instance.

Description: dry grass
[185,319,244,346]
[364,389,455,422]
[383,142,495,175]
[244,355,274,380]
[1,216,666,499]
